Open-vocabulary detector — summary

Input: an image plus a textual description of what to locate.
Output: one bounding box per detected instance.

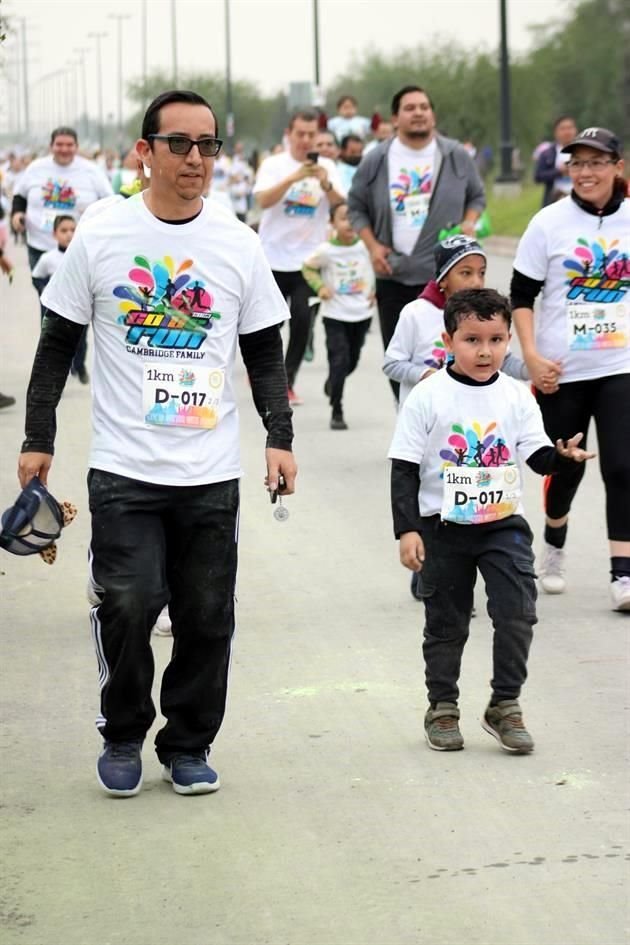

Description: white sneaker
[152,606,172,636]
[538,543,566,594]
[610,577,630,612]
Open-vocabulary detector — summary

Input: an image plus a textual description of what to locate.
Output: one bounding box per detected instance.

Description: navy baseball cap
[0,477,64,556]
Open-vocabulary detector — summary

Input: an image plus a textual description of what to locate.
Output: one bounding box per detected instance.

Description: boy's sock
[544,523,567,549]
[610,557,630,582]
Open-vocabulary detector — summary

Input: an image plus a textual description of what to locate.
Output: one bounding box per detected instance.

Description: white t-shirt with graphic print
[514,195,630,383]
[388,136,437,256]
[41,194,289,487]
[254,151,342,271]
[388,369,551,520]
[302,239,375,322]
[384,296,446,403]
[16,154,113,251]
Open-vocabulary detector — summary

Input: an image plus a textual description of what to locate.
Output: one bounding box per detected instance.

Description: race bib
[566,301,629,351]
[441,464,521,525]
[405,193,430,230]
[143,365,224,429]
[284,179,319,218]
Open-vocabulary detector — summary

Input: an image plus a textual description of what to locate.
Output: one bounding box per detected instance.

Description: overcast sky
[2,0,572,135]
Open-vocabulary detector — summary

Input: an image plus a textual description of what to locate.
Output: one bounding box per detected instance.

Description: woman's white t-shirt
[514,195,630,383]
[254,152,342,271]
[41,194,289,486]
[302,239,375,322]
[388,369,551,520]
[16,154,113,251]
[388,137,438,256]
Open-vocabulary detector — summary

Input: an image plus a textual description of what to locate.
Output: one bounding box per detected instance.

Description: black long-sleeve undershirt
[510,268,545,311]
[22,311,293,456]
[390,447,578,538]
[11,194,27,216]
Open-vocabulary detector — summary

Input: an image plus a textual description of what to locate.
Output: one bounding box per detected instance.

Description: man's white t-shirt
[388,137,438,256]
[302,239,375,322]
[254,151,342,271]
[16,154,113,251]
[514,195,630,383]
[41,194,289,486]
[388,369,551,520]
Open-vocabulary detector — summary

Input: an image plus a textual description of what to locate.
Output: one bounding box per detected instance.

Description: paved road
[1,244,628,945]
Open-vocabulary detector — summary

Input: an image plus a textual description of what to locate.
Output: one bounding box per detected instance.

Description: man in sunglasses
[17,89,297,798]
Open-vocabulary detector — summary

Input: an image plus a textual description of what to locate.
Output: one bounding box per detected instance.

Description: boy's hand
[318,286,332,300]
[525,351,562,393]
[399,531,425,572]
[555,432,596,463]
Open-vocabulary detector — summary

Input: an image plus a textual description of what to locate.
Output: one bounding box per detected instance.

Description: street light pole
[74,47,89,140]
[109,13,132,151]
[142,0,148,105]
[313,0,320,87]
[224,0,234,152]
[88,31,107,150]
[497,0,515,183]
[20,18,30,138]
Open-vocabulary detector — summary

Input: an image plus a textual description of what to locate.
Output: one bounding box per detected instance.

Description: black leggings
[535,374,630,541]
[323,317,371,412]
[272,270,312,389]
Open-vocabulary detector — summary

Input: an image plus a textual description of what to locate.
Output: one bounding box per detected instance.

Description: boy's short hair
[337,95,357,109]
[329,199,347,222]
[444,288,511,336]
[53,214,76,231]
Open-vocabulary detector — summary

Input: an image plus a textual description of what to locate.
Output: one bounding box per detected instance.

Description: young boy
[383,235,529,404]
[32,215,89,384]
[302,201,375,429]
[388,288,594,754]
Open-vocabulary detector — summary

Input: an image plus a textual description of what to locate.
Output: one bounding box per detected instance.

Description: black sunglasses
[148,134,223,157]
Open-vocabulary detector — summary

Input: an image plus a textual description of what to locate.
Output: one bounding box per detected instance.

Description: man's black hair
[50,126,78,145]
[53,214,76,231]
[142,90,219,142]
[287,108,319,129]
[340,134,363,150]
[444,288,512,336]
[391,85,434,115]
[317,129,338,146]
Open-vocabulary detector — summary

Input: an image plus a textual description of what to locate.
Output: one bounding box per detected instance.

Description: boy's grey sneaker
[424,702,464,751]
[538,542,566,594]
[482,700,534,753]
[96,740,143,797]
[162,753,220,795]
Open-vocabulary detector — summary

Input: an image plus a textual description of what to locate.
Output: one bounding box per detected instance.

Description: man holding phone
[254,109,343,405]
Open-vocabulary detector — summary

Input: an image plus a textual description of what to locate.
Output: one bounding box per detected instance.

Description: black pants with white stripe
[88,469,239,763]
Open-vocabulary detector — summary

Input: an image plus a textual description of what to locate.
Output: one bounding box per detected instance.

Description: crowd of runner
[0,86,628,795]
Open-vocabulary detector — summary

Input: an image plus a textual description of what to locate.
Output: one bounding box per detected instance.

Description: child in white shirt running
[302,201,375,429]
[388,288,594,754]
[383,235,529,404]
[31,214,76,289]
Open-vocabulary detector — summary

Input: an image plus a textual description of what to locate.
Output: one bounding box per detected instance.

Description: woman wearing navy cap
[510,127,630,611]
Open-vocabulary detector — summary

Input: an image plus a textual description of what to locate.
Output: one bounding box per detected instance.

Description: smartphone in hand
[305,151,319,163]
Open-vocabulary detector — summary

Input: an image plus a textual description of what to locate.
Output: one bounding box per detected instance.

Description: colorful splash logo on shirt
[424,339,446,370]
[42,179,76,210]
[439,420,512,470]
[564,237,629,302]
[284,181,319,217]
[333,260,366,295]
[390,166,432,213]
[113,255,221,351]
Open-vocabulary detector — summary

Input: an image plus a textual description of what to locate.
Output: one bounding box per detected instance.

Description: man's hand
[318,286,333,300]
[555,433,596,464]
[524,351,563,393]
[11,211,26,233]
[265,448,297,496]
[18,452,53,488]
[459,219,476,237]
[369,241,393,276]
[399,531,425,572]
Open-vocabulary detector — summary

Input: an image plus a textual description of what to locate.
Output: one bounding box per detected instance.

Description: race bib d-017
[441,464,521,525]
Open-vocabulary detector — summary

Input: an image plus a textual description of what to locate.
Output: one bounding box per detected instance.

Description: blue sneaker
[162,753,220,795]
[96,740,143,797]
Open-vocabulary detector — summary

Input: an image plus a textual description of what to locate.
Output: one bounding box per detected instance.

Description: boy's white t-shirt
[514,195,630,383]
[31,246,66,280]
[254,152,342,271]
[384,296,445,403]
[327,115,371,141]
[388,369,551,520]
[388,137,438,255]
[16,154,113,251]
[302,239,375,322]
[41,194,290,486]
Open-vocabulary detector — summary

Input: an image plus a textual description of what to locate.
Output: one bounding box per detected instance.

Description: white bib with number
[566,301,629,351]
[441,464,521,525]
[405,193,430,230]
[143,364,224,429]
